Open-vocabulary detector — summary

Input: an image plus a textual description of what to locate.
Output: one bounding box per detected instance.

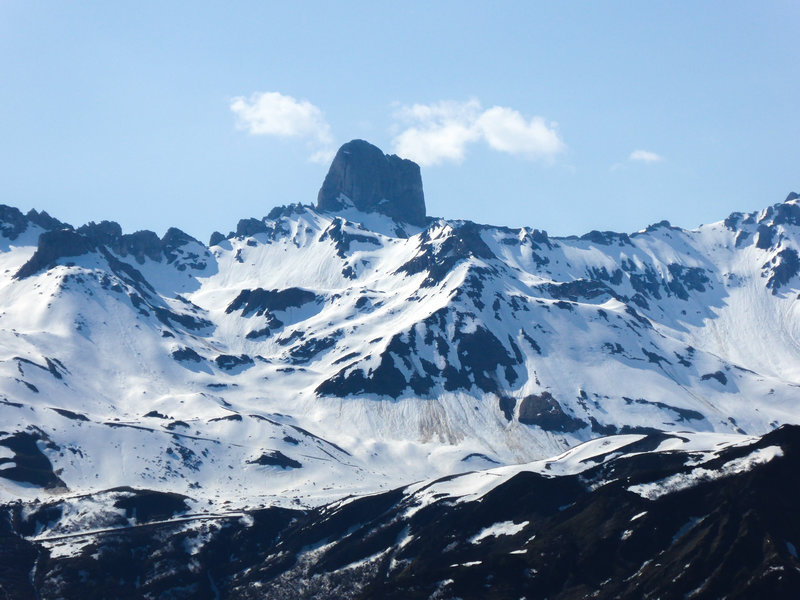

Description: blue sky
[1,1,798,241]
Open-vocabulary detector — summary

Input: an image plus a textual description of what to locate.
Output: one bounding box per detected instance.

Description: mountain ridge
[1,185,799,503]
[1,141,799,596]
[0,138,798,508]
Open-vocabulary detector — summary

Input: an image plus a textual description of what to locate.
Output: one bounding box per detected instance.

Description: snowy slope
[1,192,800,510]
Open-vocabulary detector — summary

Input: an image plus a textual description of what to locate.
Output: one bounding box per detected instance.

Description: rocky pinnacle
[317,139,427,226]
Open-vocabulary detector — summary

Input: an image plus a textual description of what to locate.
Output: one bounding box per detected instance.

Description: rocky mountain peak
[317,139,427,226]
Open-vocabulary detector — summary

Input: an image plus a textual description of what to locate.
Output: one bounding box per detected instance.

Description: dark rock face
[226,287,317,317]
[77,220,124,245]
[161,227,200,255]
[0,205,30,240]
[319,218,381,258]
[247,450,302,469]
[14,229,94,279]
[316,312,519,399]
[171,347,203,363]
[235,217,268,238]
[215,354,255,371]
[25,209,64,231]
[0,431,66,489]
[317,139,426,226]
[113,489,190,523]
[518,392,588,432]
[701,371,728,385]
[580,230,633,246]
[115,230,163,264]
[763,247,800,293]
[208,231,225,246]
[756,224,775,249]
[15,216,210,278]
[498,396,517,421]
[0,205,68,241]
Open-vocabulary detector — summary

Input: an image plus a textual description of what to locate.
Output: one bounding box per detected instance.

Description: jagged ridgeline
[2,140,800,598]
[0,142,799,484]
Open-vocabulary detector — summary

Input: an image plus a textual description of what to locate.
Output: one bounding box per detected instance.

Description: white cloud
[476,107,565,159]
[391,99,565,167]
[391,100,482,166]
[629,149,663,163]
[230,91,334,163]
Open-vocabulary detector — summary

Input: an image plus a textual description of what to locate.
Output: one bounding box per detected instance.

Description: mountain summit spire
[317,139,427,226]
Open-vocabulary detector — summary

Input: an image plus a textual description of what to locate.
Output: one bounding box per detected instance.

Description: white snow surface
[470,520,529,544]
[0,196,799,511]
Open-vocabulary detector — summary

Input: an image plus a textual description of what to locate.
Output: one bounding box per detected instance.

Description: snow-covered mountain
[1,140,800,511]
[2,139,800,597]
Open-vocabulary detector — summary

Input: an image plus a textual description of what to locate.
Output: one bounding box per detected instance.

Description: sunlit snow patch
[470,520,529,544]
[628,446,783,500]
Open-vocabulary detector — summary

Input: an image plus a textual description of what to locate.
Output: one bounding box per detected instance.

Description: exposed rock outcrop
[14,229,95,279]
[14,221,206,278]
[0,205,68,241]
[317,139,426,226]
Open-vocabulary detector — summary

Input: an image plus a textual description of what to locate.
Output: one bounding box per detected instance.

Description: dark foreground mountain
[2,425,798,599]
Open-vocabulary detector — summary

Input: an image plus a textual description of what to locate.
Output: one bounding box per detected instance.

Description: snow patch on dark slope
[3,426,798,599]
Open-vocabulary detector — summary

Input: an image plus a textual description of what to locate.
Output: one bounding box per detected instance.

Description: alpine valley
[1,140,799,598]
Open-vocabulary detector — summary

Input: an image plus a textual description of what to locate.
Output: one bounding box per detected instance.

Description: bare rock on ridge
[317,139,427,226]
